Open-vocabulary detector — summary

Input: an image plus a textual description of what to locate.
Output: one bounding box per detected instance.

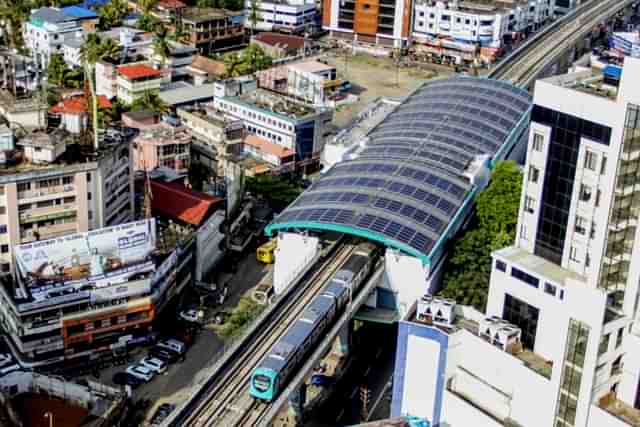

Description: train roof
[341,253,370,275]
[323,280,349,299]
[300,294,335,326]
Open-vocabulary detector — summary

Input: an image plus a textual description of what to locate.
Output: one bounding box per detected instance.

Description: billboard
[15,219,156,288]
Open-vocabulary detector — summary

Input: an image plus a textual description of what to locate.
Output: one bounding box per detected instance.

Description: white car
[179,309,203,324]
[126,364,154,382]
[140,356,167,374]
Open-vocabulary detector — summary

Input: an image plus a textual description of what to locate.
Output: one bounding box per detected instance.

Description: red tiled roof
[150,180,224,226]
[117,64,162,80]
[244,135,294,159]
[188,55,226,77]
[50,95,112,115]
[253,32,305,50]
[158,0,186,8]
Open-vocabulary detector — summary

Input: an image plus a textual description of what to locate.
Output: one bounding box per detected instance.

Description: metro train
[249,242,380,401]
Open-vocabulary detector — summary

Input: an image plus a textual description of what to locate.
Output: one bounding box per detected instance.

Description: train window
[253,375,271,392]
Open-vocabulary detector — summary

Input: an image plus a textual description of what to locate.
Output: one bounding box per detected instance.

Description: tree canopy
[98,0,129,30]
[223,44,273,77]
[130,91,168,115]
[438,160,523,310]
[47,54,83,88]
[246,175,302,211]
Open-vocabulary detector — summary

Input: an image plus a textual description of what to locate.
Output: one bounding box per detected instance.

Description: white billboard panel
[15,219,156,288]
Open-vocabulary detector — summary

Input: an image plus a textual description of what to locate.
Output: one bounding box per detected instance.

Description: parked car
[112,372,144,387]
[150,403,176,426]
[149,347,181,364]
[179,309,203,324]
[126,364,154,382]
[157,339,186,355]
[140,356,167,374]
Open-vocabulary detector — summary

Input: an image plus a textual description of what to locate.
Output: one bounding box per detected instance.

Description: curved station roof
[266,77,531,263]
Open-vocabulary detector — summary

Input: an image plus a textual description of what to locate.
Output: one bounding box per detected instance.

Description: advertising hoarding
[15,219,156,287]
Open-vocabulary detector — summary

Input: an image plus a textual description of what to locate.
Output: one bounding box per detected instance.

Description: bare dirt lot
[325,53,453,128]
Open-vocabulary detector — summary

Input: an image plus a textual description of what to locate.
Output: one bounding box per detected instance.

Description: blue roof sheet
[61,5,98,19]
[266,77,532,262]
[604,64,623,79]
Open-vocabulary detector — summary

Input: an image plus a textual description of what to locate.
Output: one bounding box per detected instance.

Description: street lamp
[43,412,53,427]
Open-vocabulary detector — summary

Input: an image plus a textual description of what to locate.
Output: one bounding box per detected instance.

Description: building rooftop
[117,63,162,80]
[17,131,66,149]
[135,123,191,145]
[50,95,112,115]
[229,88,319,120]
[188,55,226,77]
[150,180,224,226]
[244,134,294,159]
[541,67,619,100]
[253,32,305,50]
[288,59,335,74]
[267,77,531,263]
[60,5,99,19]
[158,0,187,9]
[159,82,216,106]
[182,7,243,23]
[30,7,77,24]
[494,245,585,288]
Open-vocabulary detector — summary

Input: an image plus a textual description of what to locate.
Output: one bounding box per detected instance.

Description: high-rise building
[392,58,640,427]
[322,0,412,48]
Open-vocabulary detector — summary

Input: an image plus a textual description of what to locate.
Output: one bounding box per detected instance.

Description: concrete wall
[383,249,429,318]
[273,232,319,294]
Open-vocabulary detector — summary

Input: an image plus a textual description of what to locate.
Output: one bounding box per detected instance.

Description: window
[87,192,92,201]
[86,173,92,182]
[17,182,31,192]
[599,334,610,356]
[579,184,592,202]
[574,216,587,235]
[585,253,590,267]
[590,223,596,239]
[0,245,8,253]
[62,176,73,185]
[511,267,539,288]
[595,189,601,207]
[545,282,557,296]
[520,222,528,240]
[88,211,93,220]
[569,246,579,262]
[496,260,507,272]
[529,166,539,183]
[0,225,5,234]
[560,289,565,300]
[419,11,424,16]
[600,155,607,175]
[503,294,539,350]
[524,196,535,213]
[584,150,597,171]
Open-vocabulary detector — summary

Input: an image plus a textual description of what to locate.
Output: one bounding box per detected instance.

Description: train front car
[250,366,279,401]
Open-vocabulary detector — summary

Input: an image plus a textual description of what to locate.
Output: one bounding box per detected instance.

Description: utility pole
[360,386,371,421]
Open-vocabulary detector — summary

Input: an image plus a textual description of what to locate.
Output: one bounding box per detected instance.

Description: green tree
[223,52,244,78]
[248,0,260,37]
[438,161,523,310]
[153,27,171,68]
[0,1,29,50]
[47,53,83,88]
[137,0,159,31]
[246,175,302,211]
[130,91,169,115]
[99,0,129,29]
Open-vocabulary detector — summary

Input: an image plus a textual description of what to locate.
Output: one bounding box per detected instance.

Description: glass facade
[531,105,612,265]
[503,294,539,350]
[554,319,590,427]
[599,104,640,301]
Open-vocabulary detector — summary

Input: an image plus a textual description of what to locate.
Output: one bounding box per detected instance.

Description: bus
[256,239,277,264]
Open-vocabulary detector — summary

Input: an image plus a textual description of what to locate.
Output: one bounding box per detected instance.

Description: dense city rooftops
[244,134,295,159]
[50,95,112,115]
[267,77,531,263]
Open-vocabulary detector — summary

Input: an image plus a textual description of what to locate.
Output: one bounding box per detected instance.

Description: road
[306,322,396,426]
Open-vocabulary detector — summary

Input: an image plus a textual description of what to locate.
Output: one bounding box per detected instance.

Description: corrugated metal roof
[60,5,98,19]
[31,8,76,23]
[159,83,216,106]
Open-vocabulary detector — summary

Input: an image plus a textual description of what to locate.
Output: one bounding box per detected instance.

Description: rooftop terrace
[232,88,319,119]
[542,67,619,100]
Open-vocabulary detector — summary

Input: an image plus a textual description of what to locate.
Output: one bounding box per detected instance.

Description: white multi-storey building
[23,8,83,68]
[245,0,317,34]
[392,58,640,427]
[412,0,554,61]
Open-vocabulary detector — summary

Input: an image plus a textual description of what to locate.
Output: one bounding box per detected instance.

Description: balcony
[19,207,76,225]
[598,393,640,426]
[18,185,75,200]
[20,222,77,242]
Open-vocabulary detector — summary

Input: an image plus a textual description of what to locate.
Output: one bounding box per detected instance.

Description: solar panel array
[270,77,531,258]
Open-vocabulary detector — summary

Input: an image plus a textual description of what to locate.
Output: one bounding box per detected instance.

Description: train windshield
[253,374,271,392]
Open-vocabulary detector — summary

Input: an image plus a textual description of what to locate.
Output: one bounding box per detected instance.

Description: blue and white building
[245,0,317,34]
[392,57,640,427]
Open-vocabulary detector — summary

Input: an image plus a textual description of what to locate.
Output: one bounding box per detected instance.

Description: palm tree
[153,27,171,69]
[0,1,29,50]
[223,52,244,78]
[99,0,129,30]
[131,91,169,115]
[248,0,260,37]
